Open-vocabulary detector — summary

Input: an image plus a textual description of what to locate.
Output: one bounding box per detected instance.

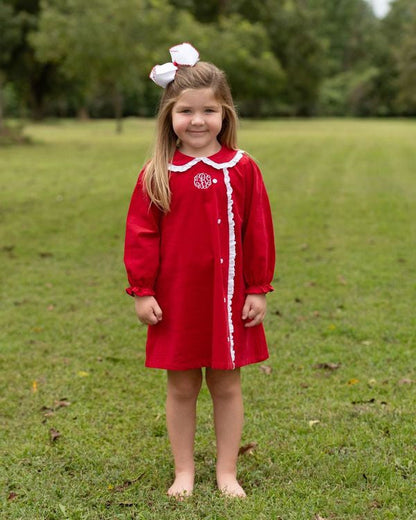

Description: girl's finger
[153,305,163,321]
[241,302,251,320]
[244,313,264,328]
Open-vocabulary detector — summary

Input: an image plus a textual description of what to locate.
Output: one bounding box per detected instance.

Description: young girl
[124,43,275,498]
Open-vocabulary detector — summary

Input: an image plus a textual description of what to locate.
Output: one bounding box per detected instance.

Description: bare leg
[206,368,246,497]
[166,369,202,497]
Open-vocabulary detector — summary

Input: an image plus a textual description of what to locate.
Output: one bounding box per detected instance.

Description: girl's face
[171,88,223,157]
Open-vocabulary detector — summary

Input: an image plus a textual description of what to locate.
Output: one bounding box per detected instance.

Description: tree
[261,0,326,116]
[384,0,416,114]
[31,0,190,131]
[2,0,68,121]
[0,3,22,130]
[310,0,393,116]
[170,0,320,116]
[179,14,285,116]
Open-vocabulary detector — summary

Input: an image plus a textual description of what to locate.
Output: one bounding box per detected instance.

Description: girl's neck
[177,141,222,158]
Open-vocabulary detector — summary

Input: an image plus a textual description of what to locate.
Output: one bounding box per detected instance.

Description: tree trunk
[0,78,4,133]
[113,88,123,134]
[77,106,90,120]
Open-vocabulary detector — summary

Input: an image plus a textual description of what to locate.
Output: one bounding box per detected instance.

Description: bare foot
[167,471,194,499]
[217,473,246,498]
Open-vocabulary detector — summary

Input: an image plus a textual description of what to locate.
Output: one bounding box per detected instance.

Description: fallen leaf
[259,365,272,375]
[370,500,382,509]
[314,362,341,371]
[238,442,257,456]
[77,371,89,377]
[8,492,18,501]
[32,381,38,393]
[352,398,375,405]
[348,378,360,385]
[50,428,61,442]
[54,399,71,408]
[309,420,320,427]
[338,275,347,285]
[14,299,29,306]
[47,305,55,311]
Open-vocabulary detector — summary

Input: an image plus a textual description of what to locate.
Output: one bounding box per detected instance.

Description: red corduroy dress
[124,146,275,370]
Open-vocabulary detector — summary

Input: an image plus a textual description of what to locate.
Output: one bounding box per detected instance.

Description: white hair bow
[149,43,200,88]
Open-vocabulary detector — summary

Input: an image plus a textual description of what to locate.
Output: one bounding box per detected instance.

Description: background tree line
[1,0,416,129]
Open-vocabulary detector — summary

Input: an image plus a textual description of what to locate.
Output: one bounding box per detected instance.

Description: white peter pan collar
[169,149,244,172]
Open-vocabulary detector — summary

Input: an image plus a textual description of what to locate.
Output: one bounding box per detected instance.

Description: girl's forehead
[174,88,220,105]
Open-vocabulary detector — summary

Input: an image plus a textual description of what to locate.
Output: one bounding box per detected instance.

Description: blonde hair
[143,61,238,212]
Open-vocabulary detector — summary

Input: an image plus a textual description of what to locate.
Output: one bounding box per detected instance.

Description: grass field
[1,118,415,519]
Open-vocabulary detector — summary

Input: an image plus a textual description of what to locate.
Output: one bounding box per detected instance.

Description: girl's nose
[191,113,204,125]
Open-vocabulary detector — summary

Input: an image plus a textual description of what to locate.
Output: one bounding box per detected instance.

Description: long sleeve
[242,158,275,294]
[124,170,162,297]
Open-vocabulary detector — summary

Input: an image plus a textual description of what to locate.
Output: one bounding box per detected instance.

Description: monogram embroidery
[194,172,212,189]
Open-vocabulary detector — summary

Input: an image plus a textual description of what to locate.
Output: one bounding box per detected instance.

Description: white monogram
[194,172,212,190]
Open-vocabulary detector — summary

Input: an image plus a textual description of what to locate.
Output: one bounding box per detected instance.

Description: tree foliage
[0,2,22,129]
[384,0,416,114]
[1,0,415,121]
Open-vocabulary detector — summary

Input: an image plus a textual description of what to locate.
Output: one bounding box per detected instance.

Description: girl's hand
[242,294,267,328]
[134,296,163,325]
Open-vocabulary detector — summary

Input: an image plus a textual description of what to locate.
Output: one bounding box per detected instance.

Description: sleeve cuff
[126,287,156,297]
[245,284,274,294]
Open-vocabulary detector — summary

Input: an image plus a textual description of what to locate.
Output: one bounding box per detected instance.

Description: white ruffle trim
[223,166,236,368]
[169,150,244,172]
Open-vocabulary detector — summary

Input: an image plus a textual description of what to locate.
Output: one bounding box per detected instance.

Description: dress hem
[144,355,269,371]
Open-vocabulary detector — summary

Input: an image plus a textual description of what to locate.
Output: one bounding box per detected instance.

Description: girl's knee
[206,369,242,400]
[167,369,202,400]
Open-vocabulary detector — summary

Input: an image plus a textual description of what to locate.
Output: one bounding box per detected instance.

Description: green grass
[1,118,416,519]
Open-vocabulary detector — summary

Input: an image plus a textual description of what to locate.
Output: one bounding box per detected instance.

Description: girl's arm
[124,170,162,299]
[242,157,275,297]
